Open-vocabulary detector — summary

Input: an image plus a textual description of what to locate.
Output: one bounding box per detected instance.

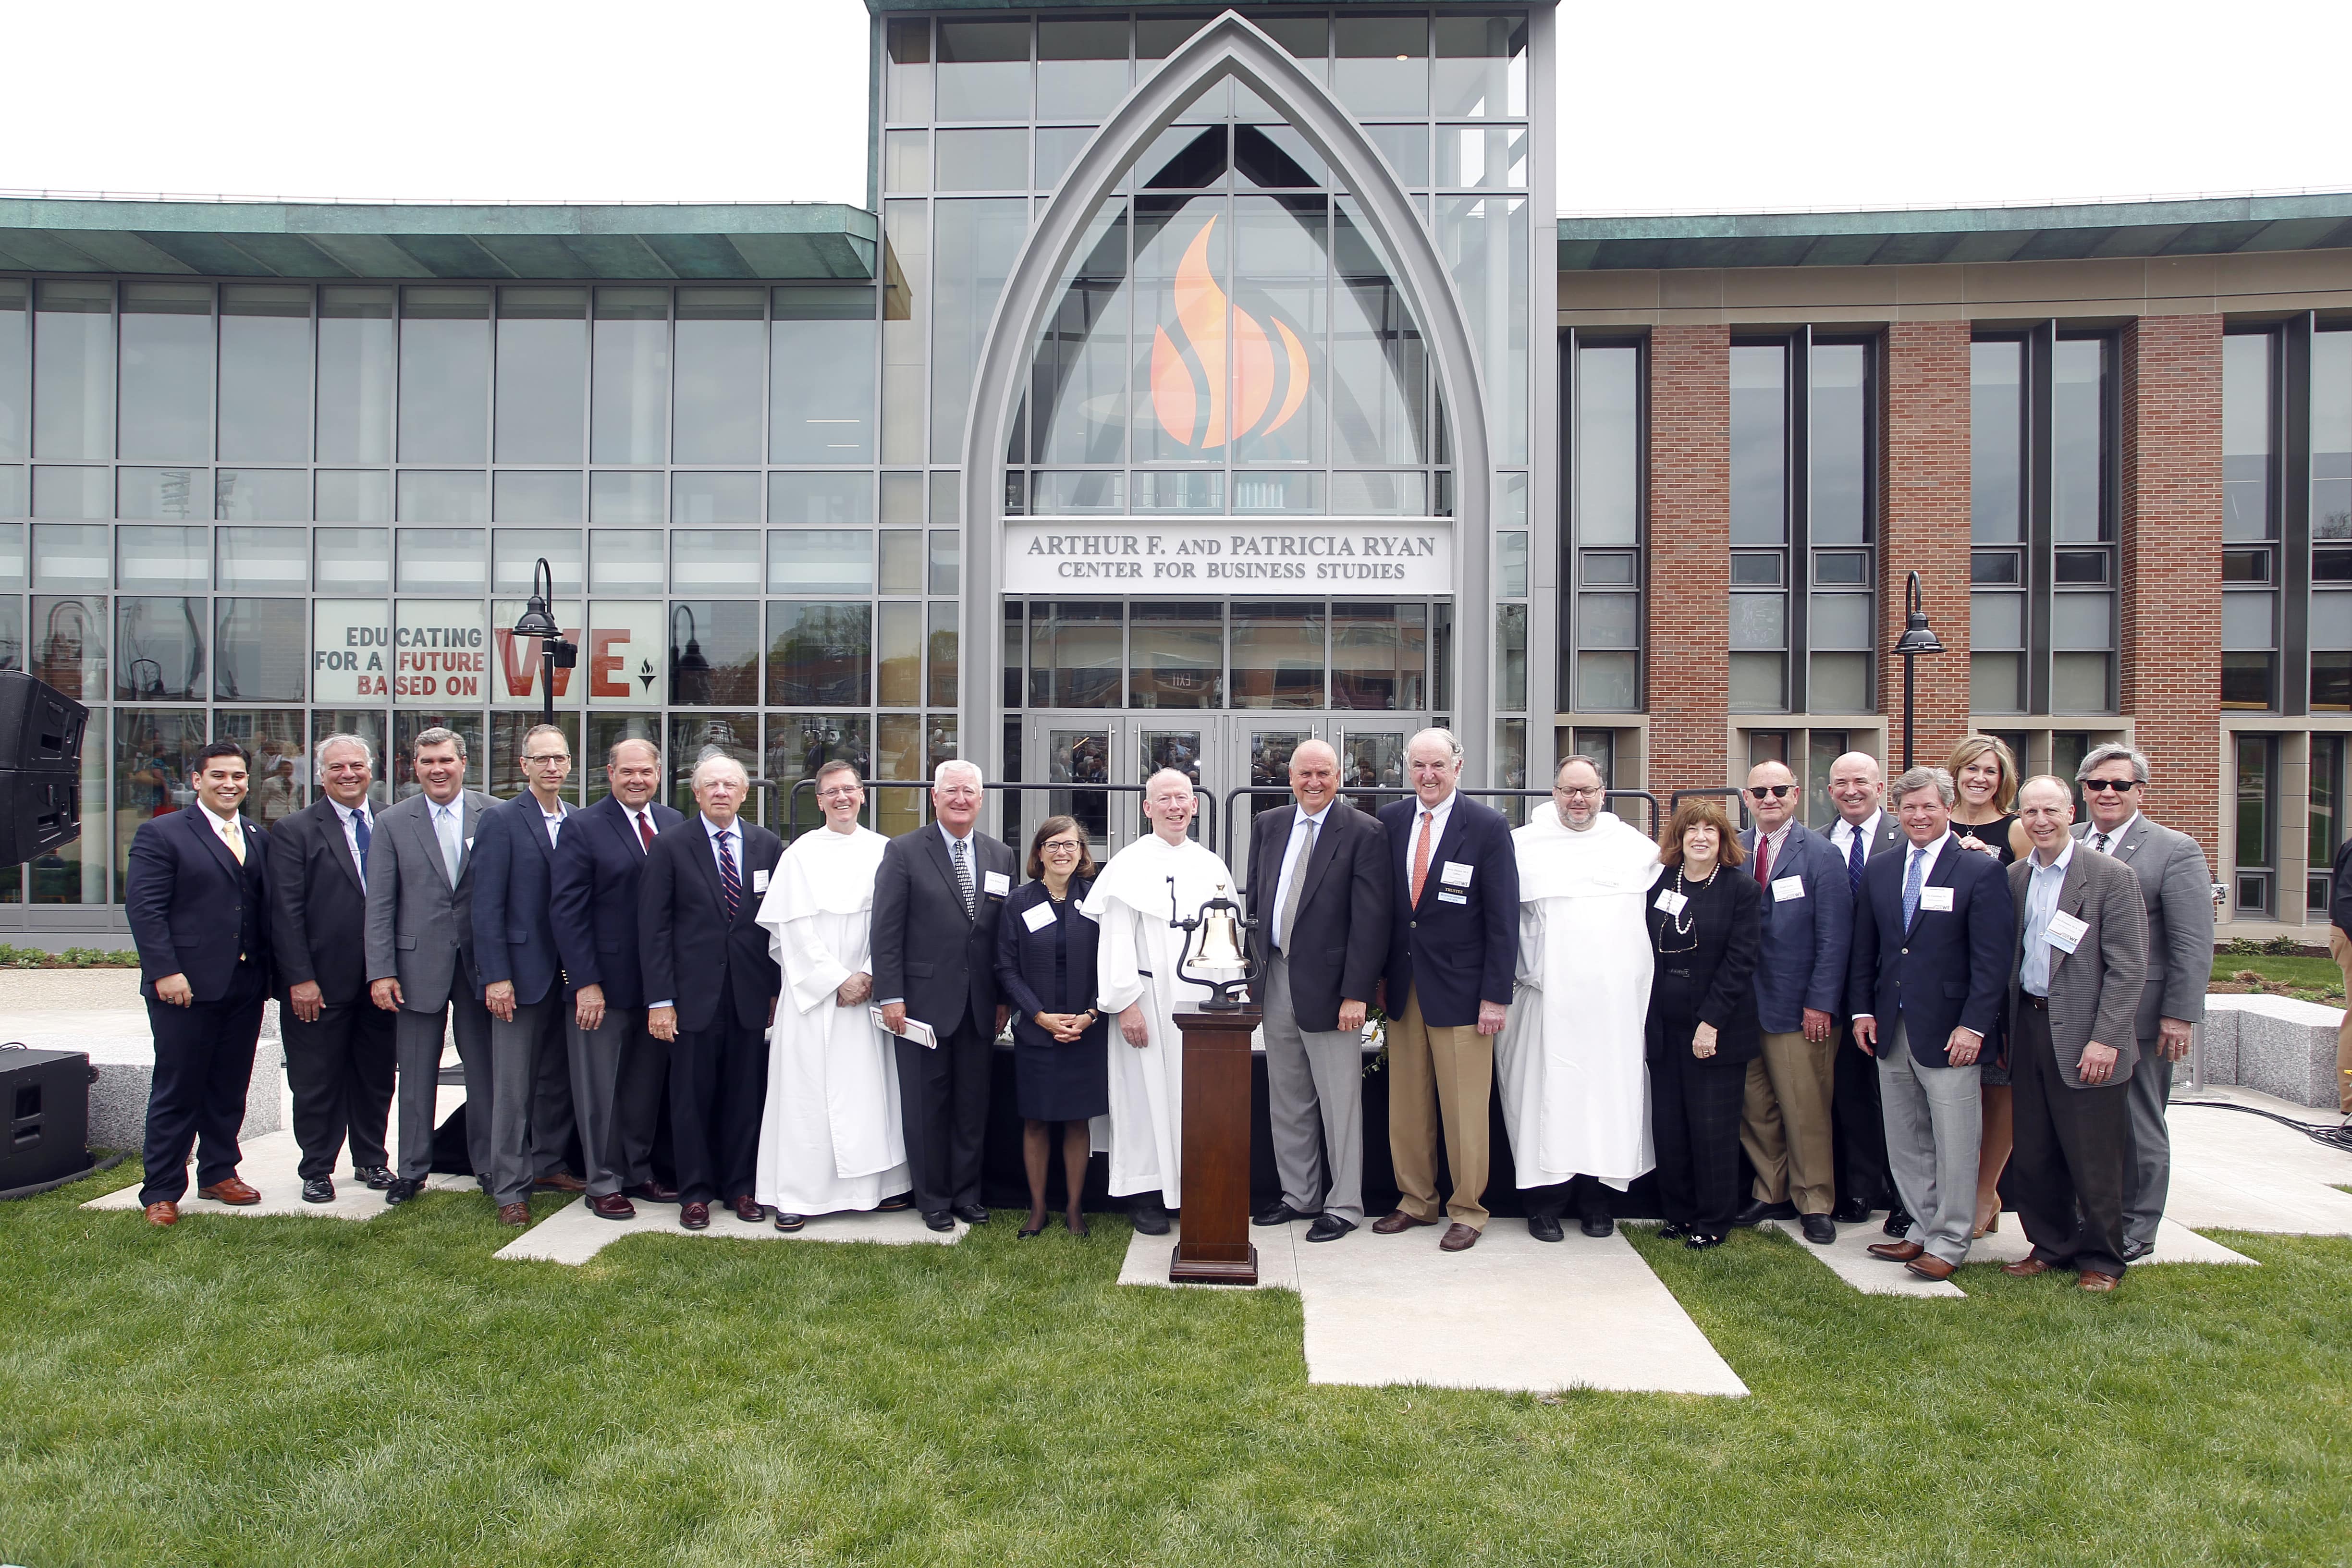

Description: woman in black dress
[1945,733,2026,1237]
[994,815,1110,1237]
[1645,797,1764,1249]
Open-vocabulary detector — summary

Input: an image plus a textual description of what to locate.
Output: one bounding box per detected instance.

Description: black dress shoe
[878,1193,913,1212]
[2120,1238,2153,1263]
[354,1165,394,1191]
[1684,1230,1726,1250]
[772,1211,808,1233]
[1657,1222,1687,1241]
[384,1177,425,1205]
[1131,1201,1171,1237]
[301,1177,335,1204]
[922,1210,955,1232]
[1883,1207,1915,1238]
[1734,1198,1796,1227]
[951,1203,989,1225]
[1829,1198,1872,1224]
[1252,1200,1312,1227]
[1305,1213,1356,1243]
[1800,1213,1837,1245]
[1527,1213,1565,1243]
[1578,1212,1614,1238]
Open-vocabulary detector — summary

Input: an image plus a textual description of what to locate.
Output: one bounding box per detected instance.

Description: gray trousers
[394,992,492,1182]
[1877,1017,1982,1267]
[2122,1044,2173,1250]
[1262,954,1366,1226]
[567,1009,669,1199]
[487,995,577,1206]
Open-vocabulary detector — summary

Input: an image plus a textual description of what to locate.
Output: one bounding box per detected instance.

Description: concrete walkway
[81,1125,477,1218]
[496,1199,968,1263]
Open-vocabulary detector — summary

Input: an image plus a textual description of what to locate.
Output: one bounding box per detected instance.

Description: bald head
[1828,750,1885,825]
[1143,767,1198,845]
[1746,758,1798,832]
[1289,739,1340,815]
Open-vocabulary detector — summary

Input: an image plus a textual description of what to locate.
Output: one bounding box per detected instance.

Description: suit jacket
[870,824,1017,1037]
[265,796,370,1005]
[2008,846,2149,1087]
[1846,832,2016,1067]
[363,788,494,1013]
[1643,864,1764,1065]
[1738,821,1855,1035]
[1377,794,1518,1029]
[1245,801,1392,1033]
[126,805,273,1003]
[472,794,571,1008]
[2074,816,2214,1039]
[994,876,1105,1053]
[639,815,785,1034]
[548,794,685,1011]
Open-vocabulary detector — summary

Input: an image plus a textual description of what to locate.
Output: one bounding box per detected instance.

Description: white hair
[690,750,750,790]
[1407,727,1463,764]
[933,759,985,789]
[1892,765,1955,807]
[1145,767,1195,799]
[314,733,373,778]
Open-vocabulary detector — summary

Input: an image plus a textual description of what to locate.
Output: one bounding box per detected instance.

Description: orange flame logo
[1150,217,1311,450]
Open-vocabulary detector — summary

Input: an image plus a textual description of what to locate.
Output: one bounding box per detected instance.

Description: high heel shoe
[1017,1215,1047,1238]
[1065,1212,1089,1238]
[1972,1207,2001,1239]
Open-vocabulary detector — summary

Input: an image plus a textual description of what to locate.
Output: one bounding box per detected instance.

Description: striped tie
[1846,828,1865,898]
[954,836,975,918]
[718,828,741,920]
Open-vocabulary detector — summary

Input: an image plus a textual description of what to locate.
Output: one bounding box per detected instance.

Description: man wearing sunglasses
[2071,744,2215,1260]
[1732,761,1853,1245]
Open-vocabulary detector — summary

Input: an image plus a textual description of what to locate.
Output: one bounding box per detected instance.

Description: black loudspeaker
[0,670,87,865]
[0,1047,92,1196]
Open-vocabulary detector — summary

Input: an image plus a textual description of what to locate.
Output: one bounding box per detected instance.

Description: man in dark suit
[1821,749,1910,1232]
[2072,743,2216,1261]
[126,740,275,1225]
[1370,727,1519,1253]
[641,752,785,1231]
[2003,775,2148,1291]
[1735,759,1854,1244]
[872,759,1016,1231]
[266,732,393,1203]
[363,726,496,1206]
[473,723,580,1227]
[1848,765,2016,1281]
[549,736,683,1221]
[1246,738,1391,1244]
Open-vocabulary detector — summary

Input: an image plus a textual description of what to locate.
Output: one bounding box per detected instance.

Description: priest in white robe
[752,761,910,1227]
[1496,753,1661,1241]
[1079,767,1235,1233]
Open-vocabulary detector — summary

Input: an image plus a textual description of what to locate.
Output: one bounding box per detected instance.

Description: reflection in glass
[1233,196,1326,466]
[118,468,207,522]
[492,471,581,525]
[1331,472,1427,515]
[0,280,24,460]
[1577,651,1638,711]
[1038,17,1127,118]
[117,524,207,590]
[396,527,486,593]
[666,601,759,706]
[1730,343,1786,545]
[936,128,1029,192]
[666,713,760,819]
[219,285,311,463]
[1729,652,1785,712]
[1436,195,1526,463]
[674,289,765,465]
[1333,602,1426,710]
[1234,125,1328,189]
[113,709,208,893]
[118,283,213,462]
[492,528,582,594]
[1131,601,1220,708]
[2222,331,2275,542]
[672,473,760,526]
[1333,201,1427,466]
[315,528,389,594]
[770,471,871,526]
[399,287,490,463]
[2313,330,2351,543]
[1032,202,1128,466]
[929,602,958,708]
[1493,603,1525,712]
[318,288,394,465]
[215,599,306,701]
[1577,592,1638,649]
[670,527,761,594]
[880,529,924,594]
[217,710,308,824]
[216,468,309,522]
[1334,14,1428,118]
[218,527,307,592]
[1133,470,1224,514]
[929,528,958,594]
[885,17,930,122]
[34,280,112,461]
[1232,600,1323,708]
[932,200,1029,463]
[33,594,105,702]
[1971,340,2023,543]
[771,532,874,594]
[768,602,872,706]
[1034,127,1091,191]
[495,287,587,463]
[590,471,663,525]
[877,601,922,708]
[1048,728,1111,845]
[1031,600,1122,707]
[1032,472,1126,515]
[770,713,871,835]
[317,469,391,523]
[1731,592,1786,650]
[1337,730,1402,813]
[1811,343,1869,543]
[591,288,669,465]
[1433,12,1527,117]
[1576,344,1639,545]
[881,202,927,465]
[772,287,876,463]
[1810,653,1870,713]
[1362,123,1428,186]
[2052,338,2109,542]
[884,130,927,193]
[397,470,488,524]
[936,19,1029,121]
[115,598,204,699]
[34,521,108,588]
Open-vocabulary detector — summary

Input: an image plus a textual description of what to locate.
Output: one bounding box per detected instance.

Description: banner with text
[1002,519,1451,596]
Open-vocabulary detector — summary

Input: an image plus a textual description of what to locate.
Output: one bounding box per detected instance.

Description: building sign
[312,600,391,704]
[490,600,580,709]
[585,600,666,708]
[1002,519,1451,596]
[392,601,489,705]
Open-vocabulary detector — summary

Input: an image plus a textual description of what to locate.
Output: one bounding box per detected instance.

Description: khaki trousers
[2332,928,2352,1115]
[1386,987,1492,1228]
[1740,1028,1838,1213]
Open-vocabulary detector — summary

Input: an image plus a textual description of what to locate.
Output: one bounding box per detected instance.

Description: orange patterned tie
[1410,809,1433,906]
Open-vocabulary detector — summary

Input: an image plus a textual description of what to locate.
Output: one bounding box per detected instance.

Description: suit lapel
[1413,802,1468,912]
[321,800,365,897]
[1295,807,1345,909]
[921,827,972,924]
[187,805,243,883]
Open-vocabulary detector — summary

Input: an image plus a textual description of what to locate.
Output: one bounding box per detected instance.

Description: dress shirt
[626,803,659,852]
[533,794,568,847]
[2084,811,2140,855]
[200,803,245,862]
[650,813,743,1012]
[1414,791,1457,853]
[331,797,372,886]
[1271,800,1334,952]
[1752,820,1794,882]
[1852,830,1955,1026]
[1829,809,1884,859]
[2020,838,2075,997]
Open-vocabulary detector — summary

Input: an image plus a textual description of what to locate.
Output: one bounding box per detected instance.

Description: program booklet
[870,1005,939,1050]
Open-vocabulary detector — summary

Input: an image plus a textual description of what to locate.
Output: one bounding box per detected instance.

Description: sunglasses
[2080,778,2139,793]
[1745,784,1795,799]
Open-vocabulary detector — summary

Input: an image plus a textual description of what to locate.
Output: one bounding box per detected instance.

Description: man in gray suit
[1821,750,1910,1232]
[2072,743,2215,1261]
[2002,775,2147,1291]
[365,726,497,1206]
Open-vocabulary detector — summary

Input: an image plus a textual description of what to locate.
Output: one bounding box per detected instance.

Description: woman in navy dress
[994,815,1110,1237]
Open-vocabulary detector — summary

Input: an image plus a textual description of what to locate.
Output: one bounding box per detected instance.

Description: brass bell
[1185,882,1249,982]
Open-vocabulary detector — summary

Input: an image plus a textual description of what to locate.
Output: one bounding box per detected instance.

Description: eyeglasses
[2080,778,2140,793]
[522,754,570,765]
[1554,786,1601,799]
[816,786,862,801]
[1041,839,1083,855]
[1745,784,1795,799]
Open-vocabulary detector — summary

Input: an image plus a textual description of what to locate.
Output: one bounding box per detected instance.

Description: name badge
[1772,876,1806,903]
[2044,910,2088,954]
[1440,860,1474,887]
[752,869,770,894]
[1654,888,1687,916]
[1438,891,1468,905]
[465,836,475,851]
[983,870,1010,897]
[1021,901,1057,933]
[1919,886,1954,913]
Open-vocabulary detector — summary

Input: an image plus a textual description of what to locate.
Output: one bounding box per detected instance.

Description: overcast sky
[4,0,2345,215]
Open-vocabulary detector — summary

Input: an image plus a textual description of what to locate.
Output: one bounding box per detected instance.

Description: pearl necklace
[1671,863,1718,938]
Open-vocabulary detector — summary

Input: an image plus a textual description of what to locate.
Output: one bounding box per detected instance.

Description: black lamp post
[508,558,577,727]
[1892,569,1945,770]
[669,603,712,707]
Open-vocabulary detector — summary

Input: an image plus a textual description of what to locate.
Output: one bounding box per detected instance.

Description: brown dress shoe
[2078,1270,2121,1293]
[497,1202,531,1227]
[1371,1210,1437,1235]
[1905,1255,1957,1282]
[144,1200,179,1226]
[1439,1222,1481,1252]
[588,1192,637,1221]
[2001,1257,2055,1278]
[627,1181,681,1203]
[1867,1239,1925,1262]
[679,1201,711,1231]
[534,1171,588,1193]
[732,1194,765,1224]
[197,1176,260,1205]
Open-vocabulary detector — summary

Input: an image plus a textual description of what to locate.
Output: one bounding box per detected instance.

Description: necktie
[1901,845,1925,931]
[637,809,655,852]
[352,809,371,890]
[1410,810,1433,906]
[436,805,463,887]
[1753,833,1772,888]
[953,836,975,917]
[1846,827,1866,898]
[2092,831,2110,854]
[1277,817,1318,952]
[221,817,245,865]
[717,829,740,920]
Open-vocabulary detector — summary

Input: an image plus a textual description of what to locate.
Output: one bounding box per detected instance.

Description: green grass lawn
[4,1164,2349,1567]
[2212,952,2344,1002]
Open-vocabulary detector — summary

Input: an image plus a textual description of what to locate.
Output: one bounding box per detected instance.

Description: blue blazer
[1739,821,1855,1035]
[994,876,1105,1053]
[1845,833,2015,1067]
[472,794,569,1008]
[125,805,274,1003]
[548,794,685,1011]
[1377,794,1519,1029]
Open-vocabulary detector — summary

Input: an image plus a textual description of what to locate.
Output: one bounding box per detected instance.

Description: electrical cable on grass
[2175,1098,2352,1153]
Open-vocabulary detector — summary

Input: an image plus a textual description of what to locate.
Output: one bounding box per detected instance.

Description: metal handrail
[1666,784,1754,833]
[1218,784,1661,886]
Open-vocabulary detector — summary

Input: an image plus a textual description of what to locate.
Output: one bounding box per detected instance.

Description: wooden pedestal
[1169,1005,1261,1286]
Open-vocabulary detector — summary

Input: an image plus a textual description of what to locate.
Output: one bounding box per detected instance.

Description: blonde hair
[1943,735,2019,815]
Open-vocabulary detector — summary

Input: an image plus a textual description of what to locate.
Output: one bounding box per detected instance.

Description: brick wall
[2119,314,2223,868]
[1645,324,1729,797]
[1879,320,1974,770]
